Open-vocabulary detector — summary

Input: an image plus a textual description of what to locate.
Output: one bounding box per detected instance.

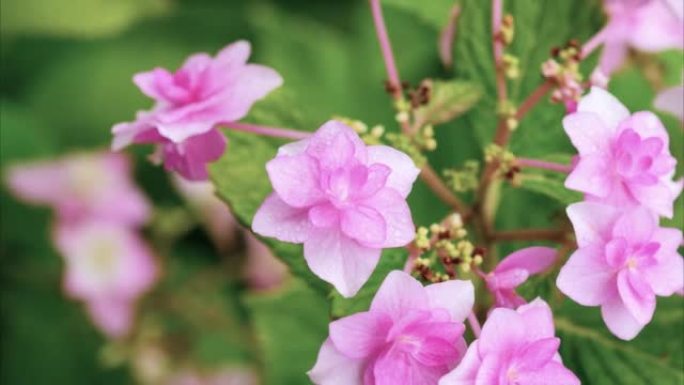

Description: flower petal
[478,307,525,356]
[611,207,656,244]
[252,193,312,243]
[425,279,474,322]
[361,188,415,248]
[329,312,392,359]
[566,202,620,247]
[266,153,323,208]
[617,270,655,325]
[163,129,227,181]
[556,244,616,306]
[308,339,364,385]
[563,112,615,155]
[565,153,612,197]
[495,247,557,275]
[341,206,387,247]
[601,295,645,340]
[306,120,367,167]
[516,361,580,385]
[367,145,420,198]
[438,341,482,385]
[517,298,556,342]
[577,87,630,129]
[371,270,428,319]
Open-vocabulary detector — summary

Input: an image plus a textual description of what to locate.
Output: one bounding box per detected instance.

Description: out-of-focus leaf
[0,101,56,164]
[244,280,328,385]
[330,248,406,318]
[413,80,482,126]
[0,0,170,38]
[556,298,684,385]
[383,0,457,29]
[518,173,582,206]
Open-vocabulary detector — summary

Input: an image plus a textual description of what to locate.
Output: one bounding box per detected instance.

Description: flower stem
[492,0,507,104]
[516,157,573,173]
[369,0,402,100]
[467,312,482,338]
[581,27,607,59]
[223,122,312,140]
[515,81,554,120]
[420,165,468,214]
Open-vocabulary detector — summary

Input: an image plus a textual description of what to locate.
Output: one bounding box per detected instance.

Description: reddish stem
[517,157,573,174]
[223,122,312,140]
[369,0,402,100]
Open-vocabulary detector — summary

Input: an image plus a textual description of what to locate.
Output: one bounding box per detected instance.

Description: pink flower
[598,0,683,77]
[557,202,683,340]
[167,367,258,385]
[112,41,283,181]
[484,246,557,309]
[439,299,579,385]
[252,120,420,297]
[564,87,682,218]
[654,84,684,123]
[54,220,159,338]
[6,152,150,226]
[308,271,474,385]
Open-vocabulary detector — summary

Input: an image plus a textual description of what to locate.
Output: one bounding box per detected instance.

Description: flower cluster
[558,87,683,339]
[112,41,282,181]
[6,152,158,338]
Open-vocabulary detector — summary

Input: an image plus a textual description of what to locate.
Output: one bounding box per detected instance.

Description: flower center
[626,257,638,270]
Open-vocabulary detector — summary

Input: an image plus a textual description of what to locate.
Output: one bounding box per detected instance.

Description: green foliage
[383,0,457,29]
[518,173,582,206]
[413,80,483,127]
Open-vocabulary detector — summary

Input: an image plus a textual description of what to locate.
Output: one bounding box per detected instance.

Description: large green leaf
[556,298,684,385]
[518,173,582,206]
[244,281,329,385]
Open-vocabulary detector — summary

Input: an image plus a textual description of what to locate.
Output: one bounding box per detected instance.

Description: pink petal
[371,270,428,319]
[223,64,283,118]
[306,120,367,167]
[266,153,323,208]
[617,270,655,325]
[360,188,415,248]
[215,40,251,67]
[611,207,656,244]
[5,162,67,206]
[619,111,670,147]
[373,348,443,385]
[356,163,391,199]
[654,85,684,122]
[556,244,616,306]
[478,308,525,356]
[86,298,134,339]
[600,296,645,340]
[597,40,628,76]
[308,339,364,385]
[424,279,475,322]
[488,269,529,290]
[605,238,629,267]
[644,253,684,296]
[629,180,678,218]
[562,112,615,155]
[517,299,556,342]
[252,193,312,243]
[517,338,560,371]
[341,206,387,247]
[566,202,620,247]
[565,154,612,197]
[629,0,684,51]
[438,6,460,69]
[438,341,482,385]
[577,87,630,130]
[162,129,226,181]
[367,145,420,198]
[473,355,504,385]
[303,229,381,297]
[516,362,580,385]
[329,312,392,359]
[156,119,216,144]
[492,288,527,309]
[132,68,183,103]
[308,203,340,228]
[495,246,557,275]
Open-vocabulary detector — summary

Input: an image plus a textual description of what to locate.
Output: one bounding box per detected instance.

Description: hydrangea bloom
[484,246,557,309]
[6,152,150,226]
[439,299,579,385]
[654,84,684,123]
[112,40,283,181]
[597,0,683,77]
[54,220,158,338]
[308,271,474,385]
[564,87,682,218]
[252,120,420,297]
[557,202,683,340]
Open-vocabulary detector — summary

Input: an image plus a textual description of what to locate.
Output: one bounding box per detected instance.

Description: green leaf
[556,298,684,385]
[330,248,407,318]
[413,80,483,127]
[244,281,328,385]
[1,0,169,38]
[383,0,457,29]
[517,173,582,206]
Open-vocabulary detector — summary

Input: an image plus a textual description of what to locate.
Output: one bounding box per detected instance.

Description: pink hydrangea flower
[6,152,150,226]
[439,299,579,385]
[167,367,257,385]
[484,246,557,309]
[308,270,474,385]
[252,120,420,297]
[112,40,283,181]
[54,220,158,338]
[654,84,684,123]
[597,0,683,77]
[557,202,683,340]
[564,87,683,218]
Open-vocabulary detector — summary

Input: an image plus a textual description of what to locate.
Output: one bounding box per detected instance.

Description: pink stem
[581,27,607,59]
[467,312,482,338]
[369,0,402,99]
[403,250,419,273]
[517,157,573,173]
[492,0,507,103]
[223,122,312,140]
[439,4,461,69]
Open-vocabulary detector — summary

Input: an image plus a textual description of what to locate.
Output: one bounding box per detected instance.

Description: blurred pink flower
[557,202,683,340]
[54,220,159,338]
[564,87,682,218]
[654,84,684,122]
[484,246,557,309]
[597,0,683,77]
[6,152,150,226]
[309,271,474,385]
[167,367,257,385]
[243,232,288,291]
[439,299,579,385]
[252,120,420,297]
[112,40,283,181]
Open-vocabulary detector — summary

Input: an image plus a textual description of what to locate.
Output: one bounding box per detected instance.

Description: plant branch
[516,157,573,173]
[492,0,507,103]
[223,122,312,140]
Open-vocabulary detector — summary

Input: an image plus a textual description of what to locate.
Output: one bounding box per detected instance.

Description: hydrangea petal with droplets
[252,120,420,297]
[557,202,683,340]
[564,87,683,218]
[112,40,283,181]
[484,246,557,309]
[54,220,159,338]
[439,299,580,385]
[308,270,474,385]
[6,152,150,226]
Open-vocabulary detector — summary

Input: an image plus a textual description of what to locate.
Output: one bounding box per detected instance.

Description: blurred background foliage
[1,0,682,384]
